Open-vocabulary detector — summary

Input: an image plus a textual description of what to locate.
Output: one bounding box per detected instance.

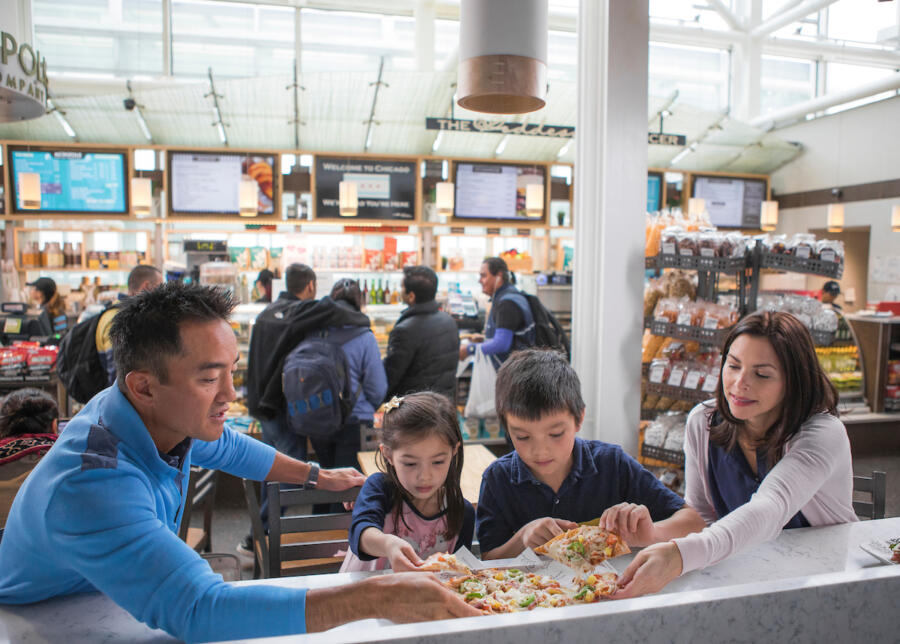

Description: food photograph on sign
[243,156,274,213]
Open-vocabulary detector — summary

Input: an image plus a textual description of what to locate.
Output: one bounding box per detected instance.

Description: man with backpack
[56,265,163,404]
[459,257,570,367]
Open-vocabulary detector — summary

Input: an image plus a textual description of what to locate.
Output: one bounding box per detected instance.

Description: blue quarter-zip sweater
[0,385,309,642]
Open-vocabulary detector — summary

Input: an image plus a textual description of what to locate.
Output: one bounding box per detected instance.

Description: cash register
[0,302,47,345]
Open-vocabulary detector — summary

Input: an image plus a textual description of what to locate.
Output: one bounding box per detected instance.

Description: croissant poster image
[242,156,275,214]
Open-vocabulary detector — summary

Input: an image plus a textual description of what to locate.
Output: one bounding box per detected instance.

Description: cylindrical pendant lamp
[339,181,358,217]
[525,183,544,218]
[436,182,455,216]
[891,204,900,232]
[131,178,152,216]
[457,0,548,114]
[18,173,41,210]
[239,179,258,217]
[688,198,706,217]
[760,200,778,232]
[827,203,844,232]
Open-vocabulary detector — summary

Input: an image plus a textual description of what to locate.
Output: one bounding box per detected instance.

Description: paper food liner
[449,546,619,586]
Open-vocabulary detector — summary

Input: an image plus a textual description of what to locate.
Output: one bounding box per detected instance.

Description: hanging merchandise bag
[464,348,498,419]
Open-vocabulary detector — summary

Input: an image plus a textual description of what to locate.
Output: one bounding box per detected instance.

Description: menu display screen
[314,156,416,220]
[692,175,767,228]
[9,149,128,214]
[169,152,276,215]
[453,162,546,222]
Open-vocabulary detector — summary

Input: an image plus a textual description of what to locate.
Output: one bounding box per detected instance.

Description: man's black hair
[822,280,841,296]
[110,281,236,386]
[483,257,510,285]
[285,263,316,296]
[495,348,585,428]
[402,265,438,303]
[127,265,162,293]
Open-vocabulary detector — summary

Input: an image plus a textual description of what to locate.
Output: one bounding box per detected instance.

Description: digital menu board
[169,151,276,215]
[453,162,546,222]
[8,148,128,214]
[691,175,768,229]
[314,156,416,220]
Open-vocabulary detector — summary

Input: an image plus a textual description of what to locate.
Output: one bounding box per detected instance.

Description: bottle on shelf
[362,280,369,304]
[382,281,391,305]
[375,279,384,305]
[391,285,401,305]
[74,242,82,268]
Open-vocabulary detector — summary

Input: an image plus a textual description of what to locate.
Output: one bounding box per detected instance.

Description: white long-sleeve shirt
[674,401,858,574]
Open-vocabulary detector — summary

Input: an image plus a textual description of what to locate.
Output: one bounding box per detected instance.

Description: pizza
[535,526,630,572]
[445,568,618,614]
[889,538,900,563]
[418,552,472,575]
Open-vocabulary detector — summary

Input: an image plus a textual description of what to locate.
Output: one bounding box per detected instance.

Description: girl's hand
[599,503,656,546]
[386,536,424,572]
[612,541,683,599]
[519,517,578,550]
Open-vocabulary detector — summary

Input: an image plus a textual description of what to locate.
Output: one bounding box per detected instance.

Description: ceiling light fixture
[339,181,358,217]
[760,200,779,232]
[239,180,258,217]
[18,173,41,209]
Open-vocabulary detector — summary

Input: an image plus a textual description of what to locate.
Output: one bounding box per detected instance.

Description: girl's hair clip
[382,396,404,414]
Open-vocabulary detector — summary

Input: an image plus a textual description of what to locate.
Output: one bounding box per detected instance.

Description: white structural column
[573,1,648,452]
[731,0,763,121]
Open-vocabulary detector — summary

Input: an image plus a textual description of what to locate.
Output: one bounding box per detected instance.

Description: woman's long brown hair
[709,310,838,465]
[375,392,465,541]
[44,291,66,319]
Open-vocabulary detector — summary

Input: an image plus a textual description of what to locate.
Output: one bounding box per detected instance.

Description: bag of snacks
[648,358,670,384]
[654,297,681,323]
[660,226,682,256]
[676,230,699,257]
[787,233,817,259]
[697,229,722,258]
[817,239,844,264]
[764,234,788,254]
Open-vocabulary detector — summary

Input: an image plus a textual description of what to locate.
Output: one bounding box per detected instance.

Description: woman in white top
[615,311,857,598]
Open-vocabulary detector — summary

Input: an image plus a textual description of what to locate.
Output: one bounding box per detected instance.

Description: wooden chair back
[853,470,886,520]
[178,467,218,552]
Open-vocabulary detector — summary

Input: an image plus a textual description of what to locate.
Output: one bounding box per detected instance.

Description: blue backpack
[282,327,369,438]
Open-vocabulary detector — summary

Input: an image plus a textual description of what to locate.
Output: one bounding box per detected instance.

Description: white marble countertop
[2,518,899,644]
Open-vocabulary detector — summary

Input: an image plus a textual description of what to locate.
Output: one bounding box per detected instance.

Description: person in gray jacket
[383,266,460,403]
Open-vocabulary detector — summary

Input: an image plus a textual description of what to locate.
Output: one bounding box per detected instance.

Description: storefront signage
[426,118,686,146]
[314,157,416,220]
[0,30,49,121]
[184,240,227,253]
[648,132,687,146]
[426,117,573,139]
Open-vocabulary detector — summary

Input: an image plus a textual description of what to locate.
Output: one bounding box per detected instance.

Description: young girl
[615,311,857,598]
[341,392,475,572]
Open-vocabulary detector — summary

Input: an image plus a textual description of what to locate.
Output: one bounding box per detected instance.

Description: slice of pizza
[535,526,631,572]
[418,552,472,575]
[888,538,900,563]
[570,572,620,602]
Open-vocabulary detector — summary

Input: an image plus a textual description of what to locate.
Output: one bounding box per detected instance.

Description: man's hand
[305,573,482,632]
[612,541,683,600]
[385,535,424,572]
[317,467,366,491]
[519,517,578,550]
[599,503,657,547]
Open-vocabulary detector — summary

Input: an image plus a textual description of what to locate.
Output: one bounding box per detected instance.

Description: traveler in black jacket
[383,266,460,403]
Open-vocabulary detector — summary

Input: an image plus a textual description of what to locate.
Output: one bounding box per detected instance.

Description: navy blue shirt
[707,441,809,529]
[349,473,475,561]
[476,438,686,553]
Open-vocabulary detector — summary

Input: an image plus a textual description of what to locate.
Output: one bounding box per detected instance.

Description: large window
[33,0,163,76]
[172,0,294,78]
[760,56,815,114]
[649,43,730,112]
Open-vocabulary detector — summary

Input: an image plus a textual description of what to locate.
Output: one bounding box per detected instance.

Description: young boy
[476,349,705,560]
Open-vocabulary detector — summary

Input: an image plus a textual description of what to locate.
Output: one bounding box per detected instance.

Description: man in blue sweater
[0,283,478,642]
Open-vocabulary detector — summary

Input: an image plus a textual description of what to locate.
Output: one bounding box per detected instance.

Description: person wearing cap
[254,268,275,303]
[28,277,68,337]
[821,281,842,311]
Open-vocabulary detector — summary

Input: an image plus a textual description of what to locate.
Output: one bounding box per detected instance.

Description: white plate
[859,540,900,565]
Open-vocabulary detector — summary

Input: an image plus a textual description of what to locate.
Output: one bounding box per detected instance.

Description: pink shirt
[674,402,858,574]
[341,501,460,572]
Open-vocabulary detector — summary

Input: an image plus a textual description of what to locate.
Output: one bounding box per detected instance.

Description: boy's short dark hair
[402,265,438,303]
[285,263,316,295]
[110,282,236,386]
[495,349,585,428]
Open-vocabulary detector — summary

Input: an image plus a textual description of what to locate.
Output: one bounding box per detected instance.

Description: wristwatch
[305,461,320,489]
